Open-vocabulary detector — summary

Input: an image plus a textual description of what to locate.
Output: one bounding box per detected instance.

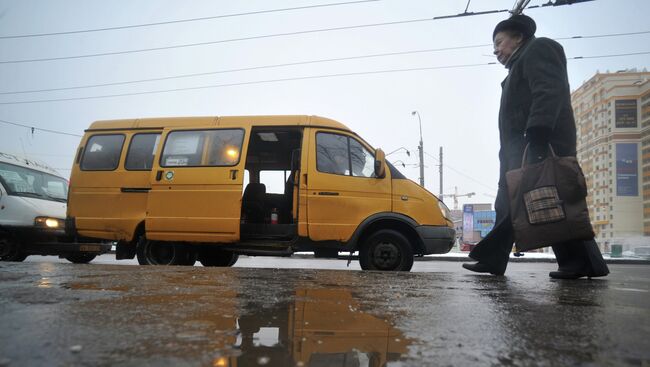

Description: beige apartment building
[571,69,650,252]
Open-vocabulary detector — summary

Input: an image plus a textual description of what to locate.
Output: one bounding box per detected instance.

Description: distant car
[0,152,111,263]
[460,241,478,252]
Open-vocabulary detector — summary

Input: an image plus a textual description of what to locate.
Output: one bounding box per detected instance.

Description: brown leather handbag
[506,144,595,251]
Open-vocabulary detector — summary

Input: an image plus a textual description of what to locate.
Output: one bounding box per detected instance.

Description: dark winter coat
[497,36,577,186]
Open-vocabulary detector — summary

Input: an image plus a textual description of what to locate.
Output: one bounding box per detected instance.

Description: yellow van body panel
[68,129,162,241]
[87,117,219,131]
[145,126,250,243]
[72,115,354,243]
[86,115,350,132]
[391,179,447,225]
[305,128,391,242]
[296,135,311,238]
[69,115,454,253]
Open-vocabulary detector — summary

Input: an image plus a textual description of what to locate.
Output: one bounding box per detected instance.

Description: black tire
[136,237,194,266]
[359,229,414,271]
[199,248,239,267]
[0,238,28,262]
[65,254,97,264]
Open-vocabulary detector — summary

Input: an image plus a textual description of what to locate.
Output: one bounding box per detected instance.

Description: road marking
[612,287,649,293]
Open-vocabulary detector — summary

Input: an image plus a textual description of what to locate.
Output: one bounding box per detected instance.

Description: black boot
[462,262,505,276]
[549,270,608,279]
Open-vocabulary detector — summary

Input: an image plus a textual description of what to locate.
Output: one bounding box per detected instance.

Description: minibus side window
[80,134,125,171]
[125,133,161,171]
[316,133,350,175]
[161,129,244,167]
[316,133,375,178]
[349,138,376,178]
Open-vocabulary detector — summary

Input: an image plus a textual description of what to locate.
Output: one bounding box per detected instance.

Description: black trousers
[469,183,609,275]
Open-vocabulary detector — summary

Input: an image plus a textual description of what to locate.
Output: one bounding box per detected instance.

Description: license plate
[79,245,100,252]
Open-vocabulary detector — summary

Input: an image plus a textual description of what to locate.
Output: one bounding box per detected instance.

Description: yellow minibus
[66,115,454,271]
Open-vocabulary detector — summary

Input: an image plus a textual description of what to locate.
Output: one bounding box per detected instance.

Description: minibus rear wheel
[136,237,194,266]
[199,248,239,267]
[65,254,97,264]
[359,229,414,271]
[0,238,28,262]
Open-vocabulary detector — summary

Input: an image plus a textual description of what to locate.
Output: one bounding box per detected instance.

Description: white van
[0,152,111,263]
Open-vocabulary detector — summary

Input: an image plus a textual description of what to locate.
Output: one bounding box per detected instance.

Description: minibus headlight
[34,217,64,229]
[438,200,451,220]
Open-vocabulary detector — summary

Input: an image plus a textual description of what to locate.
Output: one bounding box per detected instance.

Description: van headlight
[34,217,65,229]
[438,200,451,220]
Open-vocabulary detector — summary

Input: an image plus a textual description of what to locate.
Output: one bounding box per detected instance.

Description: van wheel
[359,229,414,271]
[0,238,28,262]
[136,238,194,266]
[199,248,239,267]
[65,254,97,264]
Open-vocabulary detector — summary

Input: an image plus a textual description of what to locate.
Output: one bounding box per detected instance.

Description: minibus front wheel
[0,238,28,262]
[359,229,414,271]
[199,247,239,267]
[65,254,97,264]
[136,237,196,266]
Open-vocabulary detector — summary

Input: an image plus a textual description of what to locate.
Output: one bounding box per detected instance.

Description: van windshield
[0,162,68,203]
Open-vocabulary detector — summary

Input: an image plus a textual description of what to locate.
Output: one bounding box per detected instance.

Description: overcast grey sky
[1,0,648,208]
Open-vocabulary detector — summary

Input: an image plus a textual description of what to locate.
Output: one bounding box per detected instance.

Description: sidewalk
[293,251,650,264]
[421,251,650,264]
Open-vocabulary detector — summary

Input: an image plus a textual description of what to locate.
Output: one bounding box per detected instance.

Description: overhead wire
[0,0,381,39]
[0,0,598,65]
[424,151,497,193]
[0,44,491,95]
[0,119,82,137]
[0,50,647,106]
[0,62,495,105]
[0,18,437,65]
[1,29,647,96]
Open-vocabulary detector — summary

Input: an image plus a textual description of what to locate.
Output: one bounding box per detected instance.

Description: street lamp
[411,111,425,187]
[386,147,411,157]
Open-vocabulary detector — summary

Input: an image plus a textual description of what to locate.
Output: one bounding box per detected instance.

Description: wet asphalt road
[0,259,649,367]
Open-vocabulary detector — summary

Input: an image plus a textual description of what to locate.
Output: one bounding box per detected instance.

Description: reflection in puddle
[62,281,131,292]
[37,277,52,288]
[57,270,412,366]
[228,288,411,367]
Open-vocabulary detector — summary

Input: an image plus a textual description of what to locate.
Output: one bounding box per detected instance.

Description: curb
[415,256,650,265]
[292,253,650,265]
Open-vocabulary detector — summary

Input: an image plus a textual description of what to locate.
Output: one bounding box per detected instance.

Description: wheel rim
[371,241,401,270]
[146,242,175,265]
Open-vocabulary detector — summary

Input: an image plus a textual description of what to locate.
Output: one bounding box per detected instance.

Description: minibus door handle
[230,170,238,180]
[155,170,163,181]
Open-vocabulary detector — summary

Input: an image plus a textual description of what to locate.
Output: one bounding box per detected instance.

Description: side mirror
[374,149,386,178]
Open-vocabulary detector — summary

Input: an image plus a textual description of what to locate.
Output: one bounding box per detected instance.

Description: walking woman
[462,14,609,279]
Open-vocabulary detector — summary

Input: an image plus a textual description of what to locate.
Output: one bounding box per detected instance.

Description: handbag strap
[521,143,557,167]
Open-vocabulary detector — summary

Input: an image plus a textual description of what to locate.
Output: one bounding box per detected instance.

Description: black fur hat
[493,14,537,40]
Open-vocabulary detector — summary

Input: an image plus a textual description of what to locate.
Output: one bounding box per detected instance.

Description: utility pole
[439,146,443,199]
[411,111,425,187]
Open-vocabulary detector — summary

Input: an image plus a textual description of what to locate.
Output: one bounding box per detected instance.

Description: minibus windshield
[0,162,68,202]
